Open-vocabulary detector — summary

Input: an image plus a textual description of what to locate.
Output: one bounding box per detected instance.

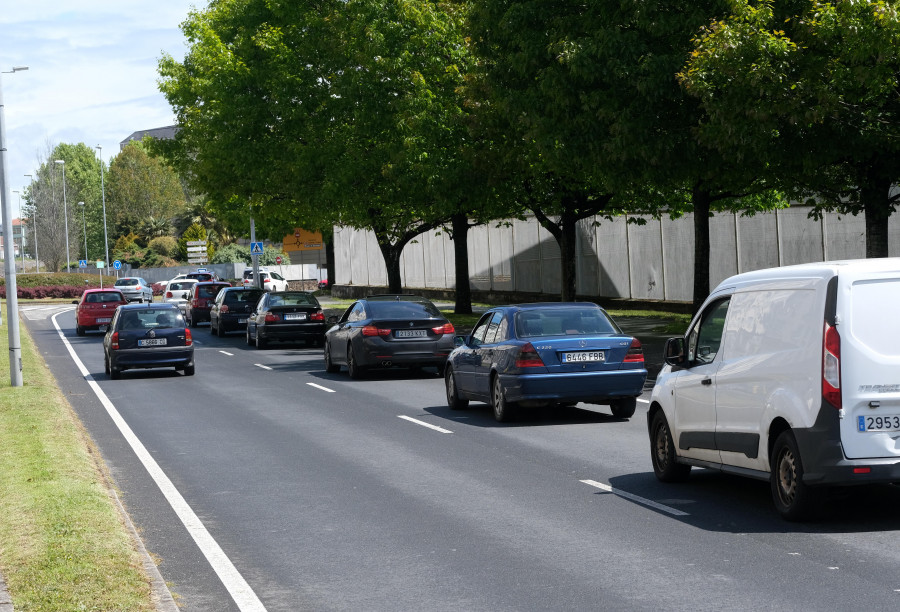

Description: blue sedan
[445,303,647,422]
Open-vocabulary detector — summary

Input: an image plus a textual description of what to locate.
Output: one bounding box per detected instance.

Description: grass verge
[0,316,154,611]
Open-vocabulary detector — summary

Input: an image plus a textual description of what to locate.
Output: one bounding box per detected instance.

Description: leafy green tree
[178,223,214,262]
[681,0,900,259]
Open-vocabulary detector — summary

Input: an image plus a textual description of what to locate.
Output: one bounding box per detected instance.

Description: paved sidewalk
[0,571,12,612]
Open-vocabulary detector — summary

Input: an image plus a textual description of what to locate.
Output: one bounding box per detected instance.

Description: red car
[184,281,231,327]
[75,288,128,336]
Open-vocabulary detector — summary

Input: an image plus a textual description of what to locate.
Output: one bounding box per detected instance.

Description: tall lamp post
[0,65,29,387]
[96,145,109,275]
[11,189,21,271]
[24,173,35,271]
[54,159,70,272]
[78,201,87,263]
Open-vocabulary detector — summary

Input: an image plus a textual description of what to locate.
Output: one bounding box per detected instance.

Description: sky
[1,1,199,206]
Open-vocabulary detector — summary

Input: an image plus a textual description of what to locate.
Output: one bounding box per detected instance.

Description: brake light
[220,305,230,314]
[823,321,841,409]
[185,328,193,346]
[516,342,544,368]
[362,325,391,337]
[310,311,325,321]
[111,331,119,350]
[263,278,270,283]
[623,338,644,364]
[431,323,455,336]
[165,291,173,298]
[265,313,279,322]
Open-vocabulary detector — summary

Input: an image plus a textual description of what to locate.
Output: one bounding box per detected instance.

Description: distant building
[119,125,179,150]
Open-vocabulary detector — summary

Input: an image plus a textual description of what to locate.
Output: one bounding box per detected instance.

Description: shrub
[148,236,178,257]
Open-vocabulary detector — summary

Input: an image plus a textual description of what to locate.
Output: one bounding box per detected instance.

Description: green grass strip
[0,310,154,611]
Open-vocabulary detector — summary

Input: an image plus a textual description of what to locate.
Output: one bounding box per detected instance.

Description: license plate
[562,351,605,363]
[857,415,900,432]
[238,318,247,324]
[284,313,307,321]
[96,318,111,324]
[138,338,167,347]
[395,329,427,338]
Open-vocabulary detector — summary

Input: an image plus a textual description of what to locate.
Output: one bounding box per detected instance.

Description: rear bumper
[109,347,194,370]
[501,369,647,403]
[260,323,326,341]
[357,336,455,367]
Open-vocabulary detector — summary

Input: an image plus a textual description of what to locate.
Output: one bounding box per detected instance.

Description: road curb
[0,570,12,612]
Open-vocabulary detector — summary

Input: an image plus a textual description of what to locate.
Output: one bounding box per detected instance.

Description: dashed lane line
[580,479,689,516]
[307,383,335,393]
[398,415,453,434]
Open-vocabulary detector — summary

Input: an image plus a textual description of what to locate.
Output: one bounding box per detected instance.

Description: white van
[648,258,900,520]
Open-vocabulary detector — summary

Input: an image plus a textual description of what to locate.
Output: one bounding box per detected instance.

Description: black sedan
[324,295,455,378]
[210,287,265,337]
[444,303,647,421]
[103,303,194,379]
[246,291,327,349]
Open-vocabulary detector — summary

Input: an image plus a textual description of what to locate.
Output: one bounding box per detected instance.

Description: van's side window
[688,298,730,365]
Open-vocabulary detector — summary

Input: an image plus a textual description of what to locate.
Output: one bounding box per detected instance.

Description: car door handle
[701,378,712,386]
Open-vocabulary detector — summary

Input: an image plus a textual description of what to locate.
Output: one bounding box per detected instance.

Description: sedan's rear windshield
[515,308,619,337]
[198,285,227,298]
[224,290,264,304]
[169,281,196,291]
[85,292,124,303]
[116,279,139,286]
[268,292,317,307]
[367,301,442,319]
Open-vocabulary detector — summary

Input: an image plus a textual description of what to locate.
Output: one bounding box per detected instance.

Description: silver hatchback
[114,277,154,303]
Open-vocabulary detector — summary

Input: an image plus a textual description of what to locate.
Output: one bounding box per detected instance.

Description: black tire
[76,324,85,336]
[650,411,691,482]
[189,311,197,328]
[491,374,514,422]
[255,333,268,349]
[445,367,469,410]
[184,364,195,376]
[246,327,254,346]
[771,430,823,521]
[324,342,340,373]
[110,366,121,380]
[104,355,110,376]
[347,344,365,379]
[216,320,226,337]
[610,397,637,419]
[210,319,217,335]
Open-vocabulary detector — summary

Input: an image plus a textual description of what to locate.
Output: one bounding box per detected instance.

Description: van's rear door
[840,271,900,459]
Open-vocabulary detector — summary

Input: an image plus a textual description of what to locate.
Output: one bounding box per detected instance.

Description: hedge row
[16,285,92,299]
[0,273,117,289]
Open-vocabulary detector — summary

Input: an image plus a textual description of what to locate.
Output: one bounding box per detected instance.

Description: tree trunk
[378,241,404,293]
[692,185,712,315]
[559,211,577,302]
[325,236,336,289]
[861,170,892,259]
[450,212,472,314]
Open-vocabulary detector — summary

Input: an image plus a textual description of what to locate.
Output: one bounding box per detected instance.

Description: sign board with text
[282,228,324,252]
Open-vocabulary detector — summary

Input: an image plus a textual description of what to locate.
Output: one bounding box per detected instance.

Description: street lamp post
[12,189,22,271]
[78,201,87,263]
[0,65,29,387]
[24,173,35,271]
[96,145,109,275]
[54,159,70,273]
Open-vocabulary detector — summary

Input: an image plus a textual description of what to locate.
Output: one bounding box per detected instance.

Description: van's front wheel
[650,411,690,482]
[771,430,822,521]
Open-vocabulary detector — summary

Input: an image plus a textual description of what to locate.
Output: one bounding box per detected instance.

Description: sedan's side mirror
[664,337,686,367]
[453,335,467,348]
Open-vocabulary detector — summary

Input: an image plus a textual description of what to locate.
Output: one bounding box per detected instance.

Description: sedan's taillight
[185,328,193,346]
[515,342,544,368]
[431,323,455,336]
[623,338,644,364]
[310,311,325,321]
[220,305,230,314]
[111,331,120,350]
[362,325,391,337]
[823,321,841,409]
[265,313,279,322]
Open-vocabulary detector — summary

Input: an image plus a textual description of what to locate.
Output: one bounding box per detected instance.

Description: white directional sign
[250,242,264,255]
[186,240,208,246]
[186,245,206,253]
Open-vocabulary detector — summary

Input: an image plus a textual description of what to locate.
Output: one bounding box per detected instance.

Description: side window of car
[470,313,495,346]
[482,312,504,345]
[687,298,731,365]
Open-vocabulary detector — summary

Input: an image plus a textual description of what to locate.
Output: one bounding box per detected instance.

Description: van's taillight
[111,331,119,350]
[623,338,644,365]
[823,321,841,409]
[516,342,544,368]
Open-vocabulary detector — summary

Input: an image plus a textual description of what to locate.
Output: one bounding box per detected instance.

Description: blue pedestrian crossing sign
[78,260,87,269]
[113,260,122,270]
[250,242,264,255]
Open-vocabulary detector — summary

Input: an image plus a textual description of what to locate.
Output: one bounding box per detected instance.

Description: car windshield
[119,309,183,329]
[86,292,123,303]
[367,300,442,319]
[515,308,619,337]
[116,279,138,286]
[170,281,196,291]
[224,290,263,304]
[269,292,316,307]
[198,285,225,298]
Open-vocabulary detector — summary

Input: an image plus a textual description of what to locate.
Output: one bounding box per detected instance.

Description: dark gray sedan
[246,291,326,348]
[103,303,194,379]
[324,295,455,378]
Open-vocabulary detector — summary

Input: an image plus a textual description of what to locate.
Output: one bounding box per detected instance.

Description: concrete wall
[333,207,900,302]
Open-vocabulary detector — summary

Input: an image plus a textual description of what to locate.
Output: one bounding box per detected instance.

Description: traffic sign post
[78,260,87,269]
[250,242,264,255]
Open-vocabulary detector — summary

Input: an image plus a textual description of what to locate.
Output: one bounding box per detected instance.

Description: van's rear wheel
[650,411,691,482]
[771,430,822,521]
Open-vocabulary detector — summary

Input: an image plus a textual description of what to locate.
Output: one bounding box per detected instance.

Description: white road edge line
[219,350,234,356]
[579,479,689,517]
[306,382,335,393]
[51,312,267,612]
[398,415,453,434]
[255,364,273,370]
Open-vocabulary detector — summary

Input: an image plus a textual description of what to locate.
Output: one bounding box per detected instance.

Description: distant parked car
[114,277,154,303]
[183,281,231,327]
[246,290,326,348]
[103,303,194,379]
[242,267,288,292]
[324,295,455,378]
[209,287,265,337]
[74,288,128,336]
[444,303,647,422]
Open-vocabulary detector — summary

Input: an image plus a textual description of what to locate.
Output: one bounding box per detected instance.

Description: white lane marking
[398,415,453,434]
[255,364,273,370]
[219,350,234,356]
[51,312,268,611]
[637,398,650,404]
[579,479,689,516]
[307,382,335,393]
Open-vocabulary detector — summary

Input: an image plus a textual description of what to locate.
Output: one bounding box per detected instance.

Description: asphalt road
[22,303,900,611]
